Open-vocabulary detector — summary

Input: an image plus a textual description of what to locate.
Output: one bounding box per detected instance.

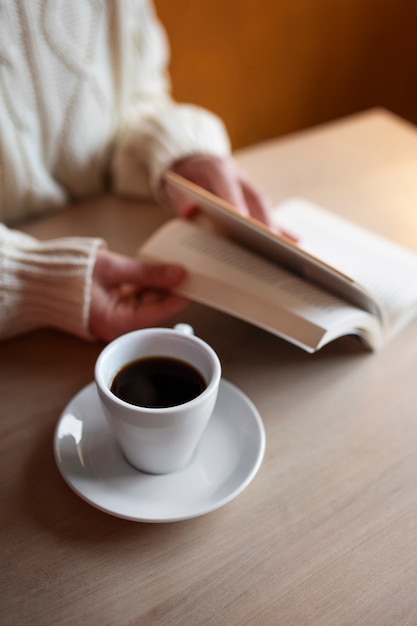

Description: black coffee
[110,356,206,408]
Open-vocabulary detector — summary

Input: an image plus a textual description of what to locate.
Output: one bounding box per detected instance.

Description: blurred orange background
[155,0,417,149]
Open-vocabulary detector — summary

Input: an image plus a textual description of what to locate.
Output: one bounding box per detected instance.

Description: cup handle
[174,323,194,336]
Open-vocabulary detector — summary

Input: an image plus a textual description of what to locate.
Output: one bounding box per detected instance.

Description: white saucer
[54,380,265,522]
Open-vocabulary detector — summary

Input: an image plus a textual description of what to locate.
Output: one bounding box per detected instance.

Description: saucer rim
[54,379,265,523]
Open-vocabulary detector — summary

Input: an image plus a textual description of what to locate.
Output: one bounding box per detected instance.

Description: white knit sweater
[0,0,230,339]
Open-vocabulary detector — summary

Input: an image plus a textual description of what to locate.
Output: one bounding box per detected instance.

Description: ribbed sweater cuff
[0,225,104,340]
[111,103,231,199]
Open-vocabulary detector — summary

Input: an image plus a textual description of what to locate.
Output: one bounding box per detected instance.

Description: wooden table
[2,108,417,625]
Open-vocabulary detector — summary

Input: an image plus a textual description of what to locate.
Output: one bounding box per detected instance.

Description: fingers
[165,154,272,226]
[162,180,198,218]
[241,178,273,227]
[134,262,186,289]
[89,278,189,343]
[188,157,250,217]
[124,293,189,331]
[90,249,190,342]
[93,293,190,343]
[94,248,185,289]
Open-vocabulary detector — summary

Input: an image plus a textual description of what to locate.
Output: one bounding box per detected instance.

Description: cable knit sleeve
[111,2,231,199]
[0,225,104,340]
[112,103,231,199]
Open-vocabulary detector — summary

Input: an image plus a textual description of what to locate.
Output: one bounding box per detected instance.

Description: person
[0,0,271,343]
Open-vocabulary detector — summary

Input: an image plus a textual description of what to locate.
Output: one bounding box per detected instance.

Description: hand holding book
[141,174,417,352]
[162,154,273,226]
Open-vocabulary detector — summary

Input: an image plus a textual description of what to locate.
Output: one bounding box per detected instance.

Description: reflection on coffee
[110,356,206,408]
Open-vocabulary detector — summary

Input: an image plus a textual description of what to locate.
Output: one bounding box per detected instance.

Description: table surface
[2,108,417,625]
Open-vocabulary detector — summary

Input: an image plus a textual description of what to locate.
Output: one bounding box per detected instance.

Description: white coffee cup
[95,324,221,474]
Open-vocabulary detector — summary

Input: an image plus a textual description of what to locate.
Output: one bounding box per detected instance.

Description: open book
[139,173,417,352]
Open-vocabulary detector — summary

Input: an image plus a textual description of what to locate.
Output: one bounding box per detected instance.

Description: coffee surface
[110,356,206,408]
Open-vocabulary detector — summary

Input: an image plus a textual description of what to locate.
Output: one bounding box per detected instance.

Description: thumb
[94,249,186,288]
[136,262,186,288]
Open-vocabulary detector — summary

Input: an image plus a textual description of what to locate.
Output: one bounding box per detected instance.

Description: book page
[140,219,380,352]
[164,172,379,320]
[273,199,417,337]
